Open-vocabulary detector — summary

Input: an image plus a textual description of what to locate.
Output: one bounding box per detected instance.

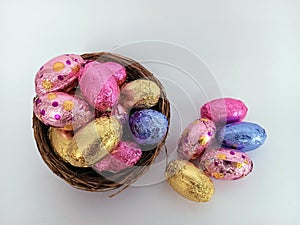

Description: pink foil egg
[200,98,248,124]
[79,61,120,112]
[33,92,93,130]
[103,61,127,86]
[35,54,84,95]
[177,118,216,160]
[199,148,253,180]
[92,141,142,173]
[111,104,129,125]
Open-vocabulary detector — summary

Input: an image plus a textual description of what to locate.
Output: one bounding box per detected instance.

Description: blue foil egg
[129,109,168,145]
[217,122,267,151]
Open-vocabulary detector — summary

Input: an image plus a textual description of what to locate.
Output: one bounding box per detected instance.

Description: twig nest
[32,52,170,192]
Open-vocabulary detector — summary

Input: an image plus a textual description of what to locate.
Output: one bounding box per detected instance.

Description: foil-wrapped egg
[200,148,253,180]
[166,160,214,202]
[177,118,216,160]
[65,116,122,167]
[111,104,129,125]
[35,54,84,95]
[218,122,267,151]
[92,141,142,173]
[79,61,120,112]
[33,92,93,130]
[103,61,127,85]
[129,109,168,145]
[119,79,161,110]
[48,127,73,163]
[201,98,248,124]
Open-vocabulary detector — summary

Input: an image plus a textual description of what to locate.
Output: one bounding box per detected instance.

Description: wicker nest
[32,52,170,194]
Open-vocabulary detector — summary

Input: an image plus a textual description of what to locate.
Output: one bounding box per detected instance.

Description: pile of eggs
[33,54,169,173]
[166,98,267,202]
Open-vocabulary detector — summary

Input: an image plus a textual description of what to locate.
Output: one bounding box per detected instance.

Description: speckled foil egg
[103,61,127,85]
[129,109,168,145]
[166,160,214,202]
[177,118,216,160]
[79,61,120,112]
[35,54,84,95]
[92,141,142,173]
[200,148,253,180]
[119,79,161,109]
[33,92,93,130]
[66,116,122,167]
[201,98,248,124]
[48,127,73,163]
[218,122,267,151]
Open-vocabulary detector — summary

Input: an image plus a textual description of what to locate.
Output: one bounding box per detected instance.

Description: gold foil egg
[65,116,122,167]
[119,79,161,109]
[49,128,74,163]
[166,160,215,202]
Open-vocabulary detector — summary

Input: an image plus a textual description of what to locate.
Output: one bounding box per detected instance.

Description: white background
[1,0,300,225]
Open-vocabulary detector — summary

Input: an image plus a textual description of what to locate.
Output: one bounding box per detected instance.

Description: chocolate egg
[177,118,216,160]
[103,61,127,85]
[48,128,73,163]
[35,54,84,95]
[218,122,267,151]
[129,109,168,145]
[111,104,129,125]
[66,116,122,167]
[201,98,248,124]
[92,141,142,173]
[79,61,120,112]
[166,160,214,202]
[200,148,253,180]
[119,79,161,109]
[33,92,93,130]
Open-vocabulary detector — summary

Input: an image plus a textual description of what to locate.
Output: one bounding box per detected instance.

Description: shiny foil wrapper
[201,98,248,124]
[200,148,253,180]
[129,109,168,145]
[111,104,129,125]
[119,79,161,109]
[48,127,73,163]
[92,141,142,173]
[177,118,216,160]
[166,160,215,202]
[79,61,120,112]
[65,116,122,167]
[33,92,93,130]
[35,54,84,95]
[102,61,127,86]
[218,122,267,151]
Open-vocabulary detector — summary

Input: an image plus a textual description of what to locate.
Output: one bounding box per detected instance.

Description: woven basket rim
[33,52,170,194]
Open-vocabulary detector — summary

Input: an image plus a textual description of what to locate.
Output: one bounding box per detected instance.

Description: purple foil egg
[129,109,168,145]
[218,122,267,152]
[92,141,142,173]
[79,61,120,112]
[35,54,84,95]
[177,118,216,160]
[200,98,248,124]
[33,92,93,130]
[199,148,253,180]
